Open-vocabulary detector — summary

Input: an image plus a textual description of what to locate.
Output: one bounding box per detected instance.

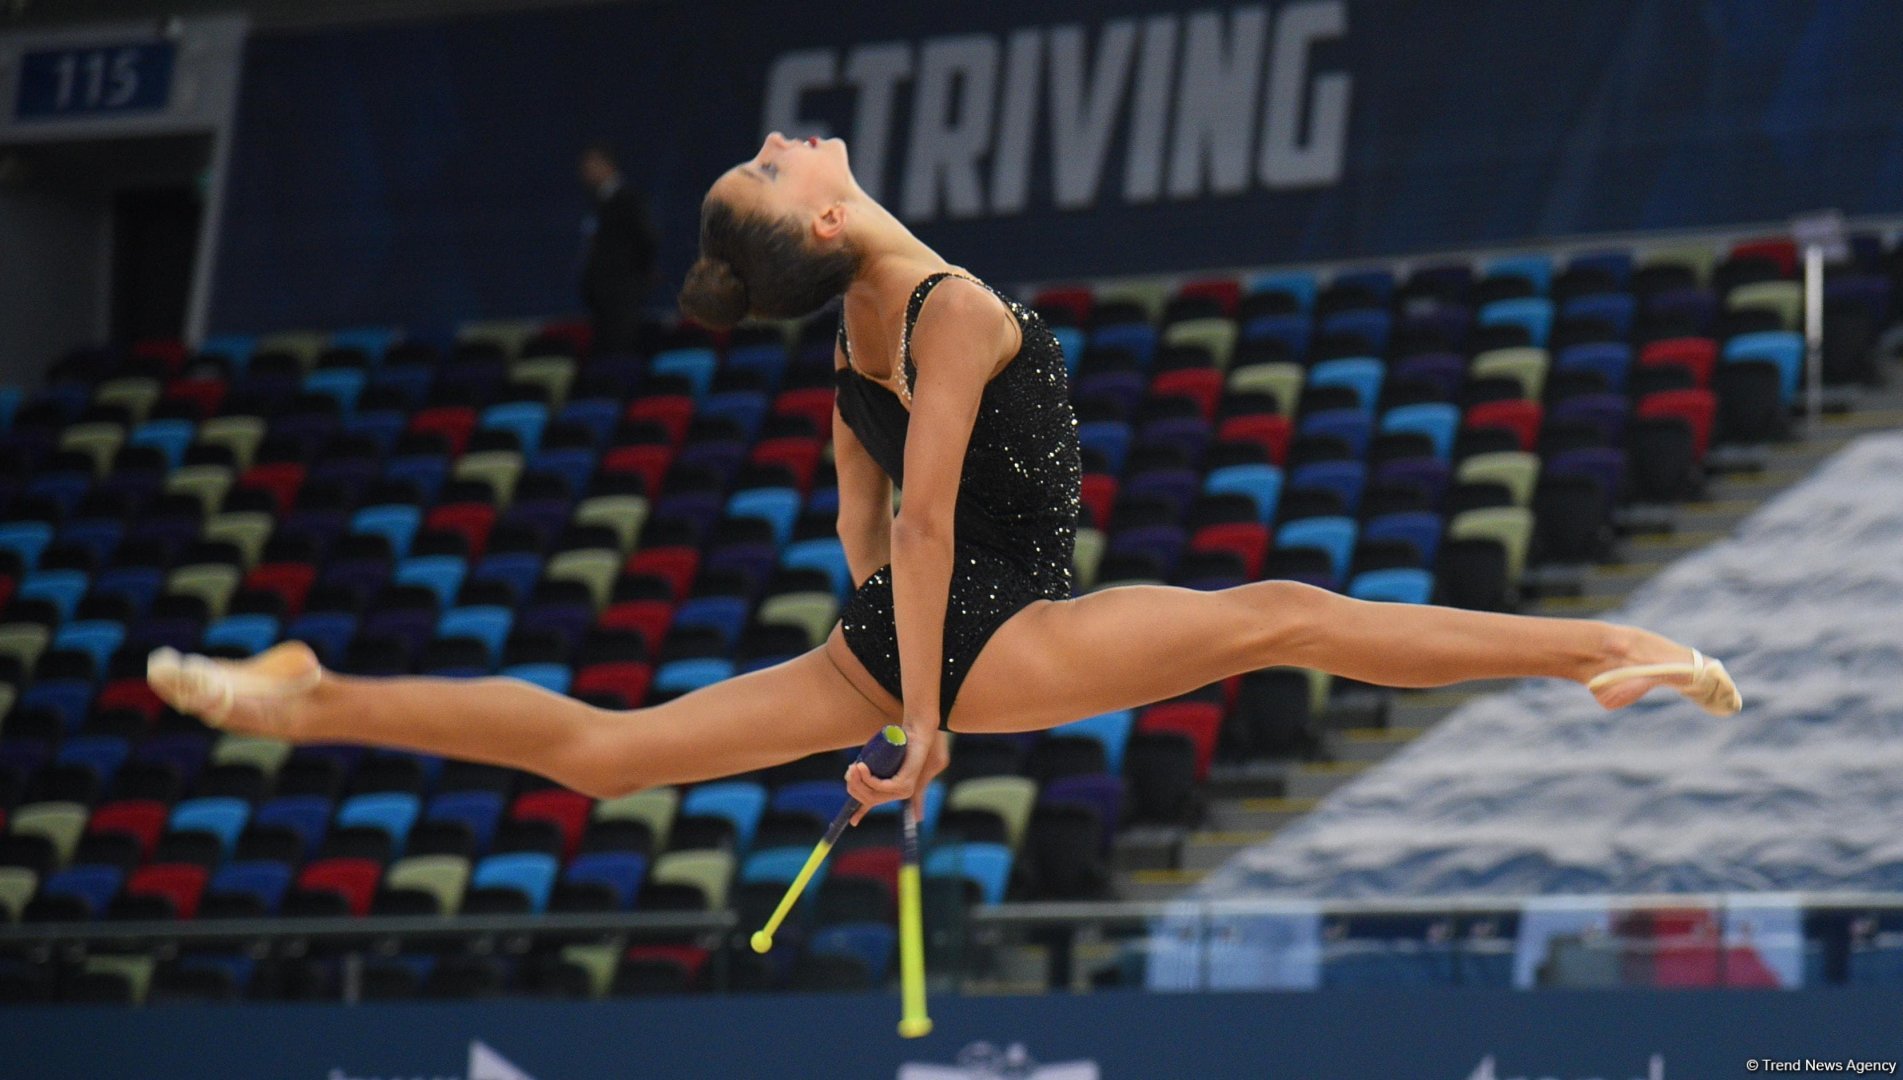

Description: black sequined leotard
[833,271,1082,728]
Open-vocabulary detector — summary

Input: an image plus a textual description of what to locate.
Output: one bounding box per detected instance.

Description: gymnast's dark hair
[679,196,860,331]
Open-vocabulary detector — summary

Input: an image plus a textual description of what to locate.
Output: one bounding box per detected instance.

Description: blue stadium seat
[55,736,130,787]
[681,781,768,853]
[425,791,505,852]
[1560,293,1636,338]
[19,570,88,622]
[1077,421,1133,474]
[1246,271,1317,311]
[1307,358,1384,411]
[0,521,53,570]
[40,865,123,917]
[1048,327,1085,376]
[1089,323,1158,367]
[1240,314,1310,359]
[254,796,333,859]
[305,369,366,415]
[700,391,770,443]
[1362,511,1444,567]
[208,861,295,913]
[58,520,123,568]
[1319,309,1391,355]
[924,842,1012,904]
[769,781,847,822]
[480,402,548,455]
[284,612,359,664]
[336,792,421,857]
[202,615,279,655]
[1289,461,1366,515]
[557,399,622,445]
[170,797,252,856]
[1479,298,1554,347]
[350,505,423,559]
[740,846,816,886]
[809,922,896,977]
[725,344,789,390]
[1723,330,1805,403]
[18,681,92,734]
[1298,409,1371,458]
[129,419,196,469]
[472,553,544,602]
[1485,254,1553,293]
[329,327,399,359]
[781,539,851,599]
[1203,465,1283,524]
[671,597,750,647]
[395,556,467,607]
[651,348,718,399]
[1049,710,1135,772]
[563,851,648,909]
[653,659,733,696]
[437,606,512,663]
[199,334,257,372]
[1347,568,1435,604]
[1555,343,1632,394]
[471,852,559,912]
[382,455,448,503]
[1276,516,1357,584]
[727,488,801,548]
[52,621,124,671]
[1378,403,1459,461]
[371,364,434,408]
[1567,250,1631,286]
[500,663,571,695]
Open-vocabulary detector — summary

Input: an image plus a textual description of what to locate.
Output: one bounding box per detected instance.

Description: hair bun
[679,254,749,331]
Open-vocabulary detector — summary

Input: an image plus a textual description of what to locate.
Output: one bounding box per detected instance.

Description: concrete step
[1181,829,1278,871]
[1112,825,1185,873]
[1283,761,1371,800]
[1326,725,1427,763]
[1210,796,1319,831]
[1116,867,1206,903]
[1202,760,1291,799]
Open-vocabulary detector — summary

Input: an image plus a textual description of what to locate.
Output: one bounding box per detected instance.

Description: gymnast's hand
[845,719,949,824]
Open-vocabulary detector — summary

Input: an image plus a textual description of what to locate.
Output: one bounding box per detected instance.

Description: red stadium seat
[132,338,188,374]
[1216,415,1292,465]
[1137,703,1224,780]
[1150,369,1223,420]
[237,463,307,514]
[126,863,209,919]
[625,548,699,602]
[94,679,165,728]
[572,662,655,709]
[1191,523,1271,578]
[537,319,594,357]
[410,406,478,456]
[599,445,673,498]
[162,377,227,419]
[1637,389,1716,459]
[244,564,317,619]
[1464,400,1543,452]
[1638,337,1718,387]
[424,504,498,562]
[748,437,821,492]
[1078,474,1118,531]
[625,395,695,446]
[831,846,901,899]
[512,790,593,862]
[1031,286,1094,326]
[296,858,382,916]
[772,388,836,440]
[1728,237,1797,277]
[88,800,170,860]
[598,602,675,654]
[621,944,711,986]
[1175,278,1241,317]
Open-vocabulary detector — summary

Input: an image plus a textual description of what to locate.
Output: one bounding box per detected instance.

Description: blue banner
[2,989,1900,1078]
[209,0,1903,333]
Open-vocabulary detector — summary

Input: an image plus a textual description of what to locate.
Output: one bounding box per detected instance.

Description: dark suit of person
[582,179,657,355]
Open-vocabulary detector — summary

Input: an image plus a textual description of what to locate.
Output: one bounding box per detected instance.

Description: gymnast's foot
[1587,631,1741,717]
[148,641,323,736]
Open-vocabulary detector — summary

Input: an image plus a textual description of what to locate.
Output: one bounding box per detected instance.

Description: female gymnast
[148,132,1741,823]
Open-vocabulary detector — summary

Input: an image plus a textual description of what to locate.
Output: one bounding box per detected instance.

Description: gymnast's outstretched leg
[148,635,897,799]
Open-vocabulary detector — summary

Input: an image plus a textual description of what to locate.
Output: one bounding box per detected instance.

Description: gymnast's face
[710,131,857,243]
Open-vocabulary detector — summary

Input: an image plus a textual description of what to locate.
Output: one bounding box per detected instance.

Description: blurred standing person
[578,141,657,354]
